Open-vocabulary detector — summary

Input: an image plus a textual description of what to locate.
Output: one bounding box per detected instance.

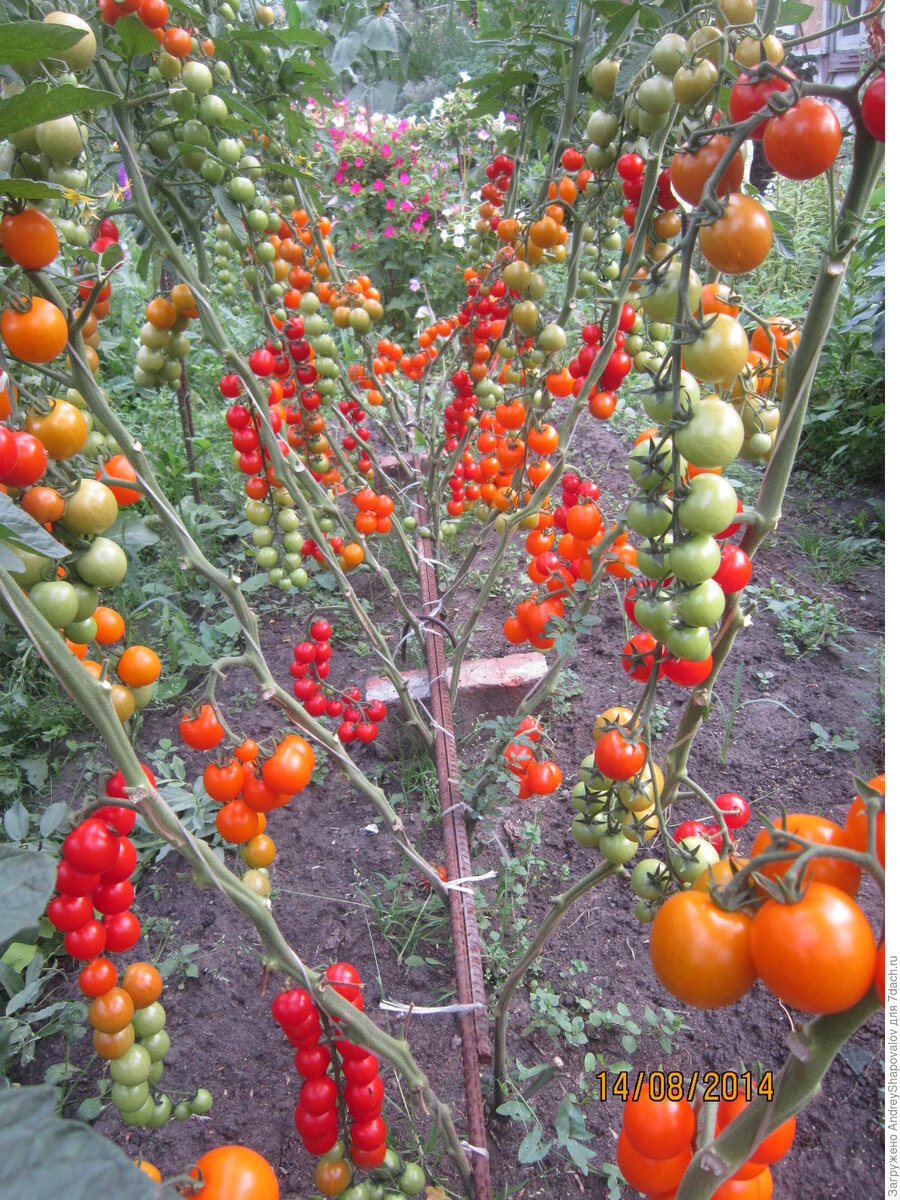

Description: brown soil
[22,416,884,1200]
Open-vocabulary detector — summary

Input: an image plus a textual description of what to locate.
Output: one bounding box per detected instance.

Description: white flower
[440,229,450,242]
[452,235,465,248]
[459,70,470,82]
[476,129,490,141]
[453,222,465,235]
[409,279,421,292]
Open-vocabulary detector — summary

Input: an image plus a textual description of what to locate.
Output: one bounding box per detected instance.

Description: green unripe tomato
[634,899,657,924]
[191,1087,213,1115]
[182,62,213,95]
[636,540,671,581]
[245,500,271,526]
[639,261,702,323]
[199,94,228,124]
[675,578,726,627]
[174,1100,192,1121]
[630,857,669,900]
[252,526,274,548]
[590,57,620,98]
[110,1044,153,1087]
[71,581,99,621]
[169,87,194,116]
[678,473,738,536]
[673,835,720,882]
[111,1080,150,1113]
[119,1095,156,1127]
[267,568,284,586]
[399,1164,426,1195]
[217,137,243,164]
[64,616,98,645]
[586,109,618,147]
[256,547,279,570]
[145,1094,173,1129]
[29,580,79,628]
[628,437,673,492]
[141,1029,171,1062]
[627,496,673,538]
[148,1060,164,1085]
[289,568,309,588]
[598,829,640,864]
[664,623,713,662]
[637,74,675,115]
[239,154,263,179]
[157,51,182,81]
[651,32,688,76]
[74,538,128,587]
[674,399,744,469]
[667,534,721,584]
[277,509,300,532]
[131,1002,166,1039]
[228,175,256,205]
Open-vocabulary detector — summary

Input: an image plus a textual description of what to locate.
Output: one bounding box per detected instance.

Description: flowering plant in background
[308,81,512,331]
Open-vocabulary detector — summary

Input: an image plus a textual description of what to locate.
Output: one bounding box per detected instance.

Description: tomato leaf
[0,492,69,560]
[0,1086,174,1197]
[0,846,56,945]
[0,83,117,140]
[0,20,87,66]
[113,14,160,58]
[0,176,93,201]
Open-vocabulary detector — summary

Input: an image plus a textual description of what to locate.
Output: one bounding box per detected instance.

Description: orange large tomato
[750,882,877,1013]
[669,134,745,205]
[650,891,756,1008]
[1,297,68,362]
[698,193,772,275]
[622,1084,695,1160]
[844,773,885,866]
[190,1146,279,1200]
[616,1129,691,1194]
[750,813,860,896]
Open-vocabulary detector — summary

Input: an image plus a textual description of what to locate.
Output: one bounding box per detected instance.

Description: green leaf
[0,176,89,202]
[518,1124,551,1164]
[1,942,37,975]
[0,1087,172,1197]
[39,800,67,837]
[356,15,400,53]
[0,20,88,66]
[0,846,56,944]
[0,84,117,140]
[3,801,29,844]
[224,25,328,49]
[113,14,159,57]
[0,492,69,561]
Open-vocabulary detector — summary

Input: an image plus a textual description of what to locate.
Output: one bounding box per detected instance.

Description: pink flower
[395,156,403,167]
[350,181,361,195]
[421,192,430,203]
[400,200,413,212]
[373,179,384,192]
[411,153,418,165]
[381,144,391,157]
[412,221,422,233]
[398,119,409,132]
[340,159,348,169]
[335,171,344,184]
[390,131,399,141]
[355,156,364,168]
[399,171,410,185]
[385,198,395,211]
[384,225,395,237]
[349,241,361,250]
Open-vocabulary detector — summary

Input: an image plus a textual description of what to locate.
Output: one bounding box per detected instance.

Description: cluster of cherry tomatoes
[289,616,387,742]
[502,716,563,799]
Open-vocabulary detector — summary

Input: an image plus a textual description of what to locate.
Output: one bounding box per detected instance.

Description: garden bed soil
[22,415,884,1200]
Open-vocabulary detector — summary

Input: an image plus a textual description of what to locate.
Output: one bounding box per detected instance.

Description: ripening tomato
[860,74,885,141]
[100,455,143,506]
[203,759,244,803]
[189,1146,279,1200]
[122,961,164,1008]
[750,883,876,1013]
[88,986,135,1034]
[0,207,60,269]
[1,297,68,362]
[616,1130,691,1194]
[699,193,772,275]
[650,890,756,1008]
[728,70,795,139]
[594,728,646,781]
[669,134,745,205]
[216,799,260,844]
[843,773,885,866]
[750,813,860,896]
[623,1084,695,1159]
[180,703,224,750]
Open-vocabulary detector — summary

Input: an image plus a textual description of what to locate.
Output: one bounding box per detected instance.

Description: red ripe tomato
[0,426,17,480]
[294,1043,331,1078]
[860,74,885,141]
[622,632,659,682]
[350,1115,387,1151]
[728,70,795,139]
[594,728,646,781]
[616,1129,691,1194]
[750,813,860,897]
[617,153,644,180]
[714,544,752,593]
[715,793,750,830]
[92,879,135,915]
[4,432,47,488]
[349,1142,387,1168]
[284,1012,323,1048]
[325,962,362,1005]
[99,836,137,884]
[48,894,93,932]
[295,1104,339,1140]
[763,97,842,180]
[179,703,224,750]
[56,860,100,896]
[65,918,107,960]
[93,805,136,836]
[273,986,313,1028]
[344,1076,384,1120]
[623,1083,695,1159]
[298,1075,338,1116]
[663,654,713,687]
[103,910,141,953]
[342,1053,380,1086]
[63,818,119,874]
[78,957,117,998]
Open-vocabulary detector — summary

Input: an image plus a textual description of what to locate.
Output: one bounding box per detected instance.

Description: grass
[745,579,853,659]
